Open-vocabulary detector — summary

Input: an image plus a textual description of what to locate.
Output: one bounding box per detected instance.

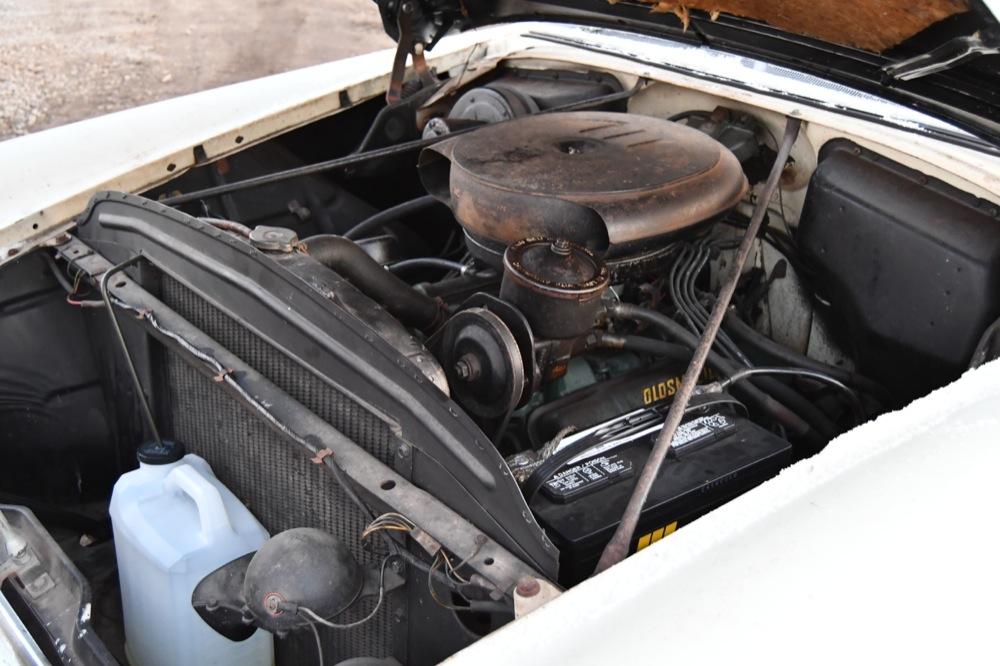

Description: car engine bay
[2,60,1000,665]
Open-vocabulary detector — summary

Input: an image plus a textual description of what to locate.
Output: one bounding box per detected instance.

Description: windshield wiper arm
[883,30,1000,82]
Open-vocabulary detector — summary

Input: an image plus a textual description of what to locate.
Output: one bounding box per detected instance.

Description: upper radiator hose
[301,235,446,331]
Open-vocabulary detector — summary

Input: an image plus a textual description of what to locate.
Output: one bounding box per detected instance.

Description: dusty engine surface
[420,110,749,438]
[61,97,816,664]
[420,111,747,274]
[410,108,802,590]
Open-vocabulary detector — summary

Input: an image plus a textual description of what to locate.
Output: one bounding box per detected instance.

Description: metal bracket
[0,505,116,663]
[387,2,439,103]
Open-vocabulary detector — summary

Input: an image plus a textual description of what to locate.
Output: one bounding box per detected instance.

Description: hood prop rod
[592,115,802,575]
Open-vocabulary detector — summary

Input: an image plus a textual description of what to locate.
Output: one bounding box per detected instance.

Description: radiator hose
[301,235,446,331]
[343,195,441,240]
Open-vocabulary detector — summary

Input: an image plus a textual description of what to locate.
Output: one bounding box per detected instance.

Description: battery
[529,403,792,586]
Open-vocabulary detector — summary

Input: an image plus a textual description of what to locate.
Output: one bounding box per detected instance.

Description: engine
[409,109,794,585]
[420,110,745,428]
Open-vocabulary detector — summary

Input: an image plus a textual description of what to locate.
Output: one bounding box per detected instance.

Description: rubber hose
[606,302,826,447]
[343,195,442,240]
[591,331,692,363]
[723,311,890,403]
[612,303,837,440]
[302,235,445,331]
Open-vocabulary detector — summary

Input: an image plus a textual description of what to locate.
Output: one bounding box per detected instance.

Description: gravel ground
[0,0,393,140]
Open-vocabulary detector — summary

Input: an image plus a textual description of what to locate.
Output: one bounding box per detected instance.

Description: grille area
[160,276,401,665]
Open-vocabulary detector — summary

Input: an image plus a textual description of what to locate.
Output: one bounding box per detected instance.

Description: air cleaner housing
[419,111,748,274]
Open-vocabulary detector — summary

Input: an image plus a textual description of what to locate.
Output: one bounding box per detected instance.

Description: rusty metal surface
[419,111,747,266]
[503,237,609,298]
[500,237,609,339]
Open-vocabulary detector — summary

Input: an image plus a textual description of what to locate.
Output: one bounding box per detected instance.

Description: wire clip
[311,448,334,465]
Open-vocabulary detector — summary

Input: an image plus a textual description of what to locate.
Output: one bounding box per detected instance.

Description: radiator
[160,275,402,665]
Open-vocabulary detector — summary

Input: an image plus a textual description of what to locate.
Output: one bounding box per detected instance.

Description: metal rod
[160,134,456,206]
[158,81,645,208]
[593,116,802,575]
[100,255,163,447]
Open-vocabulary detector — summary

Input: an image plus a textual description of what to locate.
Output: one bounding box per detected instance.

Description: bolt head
[263,593,285,615]
[515,576,540,597]
[453,353,481,382]
[551,239,572,256]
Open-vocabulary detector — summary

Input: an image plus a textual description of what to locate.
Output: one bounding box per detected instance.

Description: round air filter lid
[419,111,747,266]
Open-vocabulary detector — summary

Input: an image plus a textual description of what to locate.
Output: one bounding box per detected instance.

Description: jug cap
[137,439,185,465]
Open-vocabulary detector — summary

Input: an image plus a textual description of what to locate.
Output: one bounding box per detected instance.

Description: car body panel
[446,358,1000,664]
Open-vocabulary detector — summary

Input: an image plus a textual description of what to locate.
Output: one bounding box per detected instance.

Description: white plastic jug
[110,446,273,666]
